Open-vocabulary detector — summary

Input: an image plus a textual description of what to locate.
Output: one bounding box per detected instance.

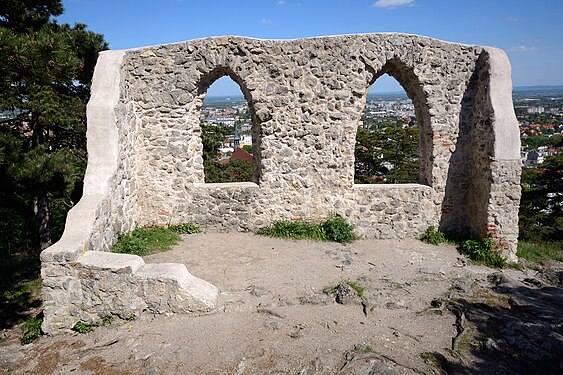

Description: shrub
[420,226,447,245]
[322,215,357,244]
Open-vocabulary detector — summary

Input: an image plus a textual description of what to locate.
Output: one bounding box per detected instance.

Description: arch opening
[197,69,261,184]
[355,60,430,185]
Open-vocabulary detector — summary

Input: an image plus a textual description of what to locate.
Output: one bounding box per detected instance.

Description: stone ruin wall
[40,34,521,334]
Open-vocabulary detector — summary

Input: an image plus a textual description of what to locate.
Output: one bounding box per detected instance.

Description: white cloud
[506,17,520,22]
[259,18,272,24]
[372,0,415,9]
[277,0,287,5]
[508,45,537,52]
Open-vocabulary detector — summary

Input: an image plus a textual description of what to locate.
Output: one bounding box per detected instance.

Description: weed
[72,321,95,334]
[324,279,365,298]
[101,315,113,325]
[344,279,365,298]
[420,226,447,245]
[517,241,563,264]
[21,314,42,344]
[257,214,356,244]
[126,313,136,321]
[461,238,507,268]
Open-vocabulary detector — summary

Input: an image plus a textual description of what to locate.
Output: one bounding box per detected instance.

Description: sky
[59,0,563,95]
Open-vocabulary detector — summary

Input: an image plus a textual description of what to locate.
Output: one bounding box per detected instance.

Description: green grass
[517,241,563,264]
[112,223,201,256]
[256,214,357,244]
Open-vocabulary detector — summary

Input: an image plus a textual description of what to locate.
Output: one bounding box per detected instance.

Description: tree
[355,126,419,184]
[519,153,563,243]
[0,0,108,251]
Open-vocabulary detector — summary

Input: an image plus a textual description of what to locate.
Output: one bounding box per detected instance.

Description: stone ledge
[135,263,219,313]
[192,182,260,189]
[76,251,145,274]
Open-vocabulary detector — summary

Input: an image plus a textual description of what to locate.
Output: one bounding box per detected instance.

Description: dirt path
[2,233,561,374]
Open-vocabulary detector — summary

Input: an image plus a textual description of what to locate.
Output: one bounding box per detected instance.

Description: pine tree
[0,0,108,251]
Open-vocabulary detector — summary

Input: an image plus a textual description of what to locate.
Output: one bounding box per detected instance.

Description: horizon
[59,0,563,95]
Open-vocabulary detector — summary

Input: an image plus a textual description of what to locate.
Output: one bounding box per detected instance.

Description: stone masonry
[41,34,521,334]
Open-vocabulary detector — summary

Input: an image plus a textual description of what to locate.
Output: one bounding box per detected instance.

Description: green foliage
[324,279,365,298]
[21,314,43,344]
[0,262,41,330]
[355,126,419,184]
[112,223,201,256]
[101,315,113,325]
[344,279,365,298]
[0,0,108,254]
[112,226,181,256]
[126,313,136,322]
[72,321,95,334]
[168,222,202,235]
[242,144,253,154]
[420,226,447,245]
[519,153,563,243]
[517,241,563,264]
[257,214,357,244]
[321,215,358,244]
[461,238,507,268]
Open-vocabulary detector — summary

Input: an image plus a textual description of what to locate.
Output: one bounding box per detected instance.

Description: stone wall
[41,33,521,334]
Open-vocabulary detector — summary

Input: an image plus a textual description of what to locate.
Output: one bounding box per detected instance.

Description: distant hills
[513,85,563,92]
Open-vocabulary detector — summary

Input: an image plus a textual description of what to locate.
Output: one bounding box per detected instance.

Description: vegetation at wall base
[420,226,447,245]
[111,223,201,256]
[256,214,357,244]
[460,238,508,268]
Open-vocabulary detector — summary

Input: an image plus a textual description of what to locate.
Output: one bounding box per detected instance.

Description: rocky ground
[1,233,562,374]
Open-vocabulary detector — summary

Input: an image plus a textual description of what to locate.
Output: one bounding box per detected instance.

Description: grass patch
[21,314,42,344]
[460,238,507,268]
[257,214,357,244]
[420,226,447,245]
[112,222,201,256]
[517,241,563,265]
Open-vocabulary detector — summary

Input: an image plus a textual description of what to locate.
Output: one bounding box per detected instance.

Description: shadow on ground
[429,270,563,375]
[0,252,42,330]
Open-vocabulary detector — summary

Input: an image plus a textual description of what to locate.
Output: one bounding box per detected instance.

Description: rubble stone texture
[41,34,521,334]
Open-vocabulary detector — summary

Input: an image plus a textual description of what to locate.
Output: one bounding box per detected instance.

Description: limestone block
[134,263,219,313]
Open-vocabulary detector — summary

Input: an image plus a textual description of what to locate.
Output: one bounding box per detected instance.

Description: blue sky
[59,0,563,95]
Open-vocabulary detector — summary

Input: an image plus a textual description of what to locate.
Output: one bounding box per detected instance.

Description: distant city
[200,86,563,166]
